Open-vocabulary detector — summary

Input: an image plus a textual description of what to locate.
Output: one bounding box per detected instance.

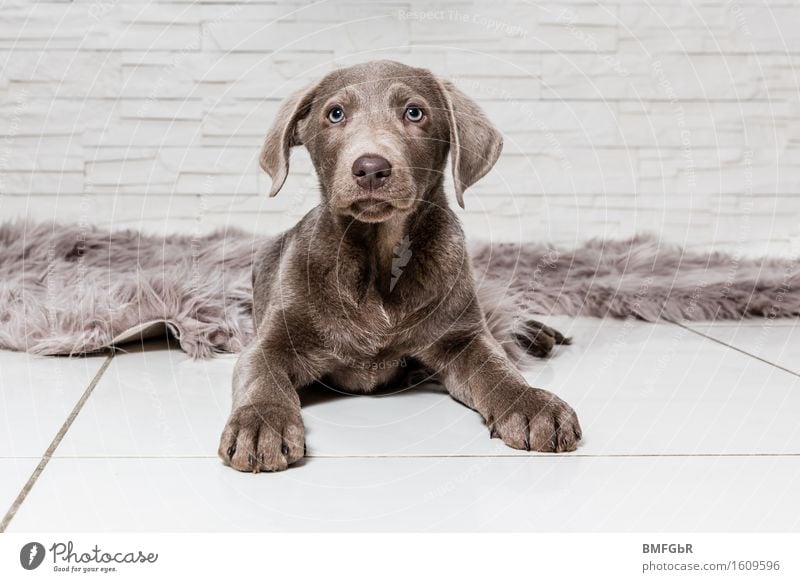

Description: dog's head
[260,60,503,223]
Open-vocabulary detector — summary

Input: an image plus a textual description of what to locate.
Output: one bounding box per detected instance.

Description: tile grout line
[3,453,798,460]
[0,352,115,532]
[306,452,800,459]
[675,322,800,379]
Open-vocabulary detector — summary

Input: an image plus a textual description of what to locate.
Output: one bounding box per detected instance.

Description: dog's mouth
[349,199,396,223]
[343,198,405,223]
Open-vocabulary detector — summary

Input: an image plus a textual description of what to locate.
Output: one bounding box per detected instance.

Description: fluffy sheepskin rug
[0,221,797,358]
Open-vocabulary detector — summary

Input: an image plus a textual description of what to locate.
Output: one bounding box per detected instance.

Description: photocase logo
[390,235,412,292]
[20,542,46,570]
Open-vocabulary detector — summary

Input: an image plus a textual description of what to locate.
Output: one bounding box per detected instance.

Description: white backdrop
[1,0,799,254]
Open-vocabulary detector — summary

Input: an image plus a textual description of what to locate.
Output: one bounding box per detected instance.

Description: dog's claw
[226,445,236,458]
[281,443,290,456]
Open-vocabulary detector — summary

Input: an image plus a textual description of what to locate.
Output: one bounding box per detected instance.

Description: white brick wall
[1,0,799,254]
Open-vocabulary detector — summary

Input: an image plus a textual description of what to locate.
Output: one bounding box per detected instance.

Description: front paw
[218,403,305,473]
[484,387,581,452]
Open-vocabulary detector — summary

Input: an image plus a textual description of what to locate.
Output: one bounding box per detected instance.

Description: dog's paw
[485,387,581,452]
[514,319,571,358]
[218,403,305,473]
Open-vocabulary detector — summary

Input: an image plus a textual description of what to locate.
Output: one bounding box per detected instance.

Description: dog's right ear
[259,82,319,197]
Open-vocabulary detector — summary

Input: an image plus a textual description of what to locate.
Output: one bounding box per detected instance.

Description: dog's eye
[404,106,424,122]
[327,106,345,124]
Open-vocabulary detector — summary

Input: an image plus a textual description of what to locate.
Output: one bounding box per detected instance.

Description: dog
[219,60,581,472]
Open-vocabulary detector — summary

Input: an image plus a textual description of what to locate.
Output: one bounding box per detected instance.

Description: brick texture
[0,0,798,254]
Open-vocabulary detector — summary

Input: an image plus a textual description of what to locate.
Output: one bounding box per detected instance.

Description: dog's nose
[352,155,392,190]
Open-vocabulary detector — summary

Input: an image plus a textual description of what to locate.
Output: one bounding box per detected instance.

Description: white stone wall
[1,0,799,253]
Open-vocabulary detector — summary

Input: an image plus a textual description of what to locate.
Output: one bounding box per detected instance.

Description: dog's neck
[336,212,409,261]
[324,185,452,296]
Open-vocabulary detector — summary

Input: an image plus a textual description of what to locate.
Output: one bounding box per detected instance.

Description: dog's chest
[318,282,421,352]
[317,295,415,392]
[311,239,441,391]
[323,292,402,353]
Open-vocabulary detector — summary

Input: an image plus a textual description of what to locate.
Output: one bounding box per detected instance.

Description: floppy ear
[259,82,319,197]
[437,80,503,208]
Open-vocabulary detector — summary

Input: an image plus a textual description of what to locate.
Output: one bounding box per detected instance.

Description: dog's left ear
[259,82,319,197]
[437,79,503,208]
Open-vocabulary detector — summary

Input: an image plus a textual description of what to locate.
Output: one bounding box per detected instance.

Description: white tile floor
[1,317,799,532]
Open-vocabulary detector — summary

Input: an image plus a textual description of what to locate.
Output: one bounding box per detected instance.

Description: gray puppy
[219,60,581,472]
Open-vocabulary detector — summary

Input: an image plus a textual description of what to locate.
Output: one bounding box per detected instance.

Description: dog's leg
[422,332,582,452]
[218,338,307,472]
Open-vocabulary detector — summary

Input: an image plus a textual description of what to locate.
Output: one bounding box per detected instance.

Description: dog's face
[300,62,450,223]
[260,60,503,223]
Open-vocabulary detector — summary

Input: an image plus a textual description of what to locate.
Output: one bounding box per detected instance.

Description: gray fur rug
[0,221,797,358]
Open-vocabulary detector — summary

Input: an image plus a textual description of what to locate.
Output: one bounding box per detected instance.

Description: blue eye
[405,106,424,122]
[327,106,345,123]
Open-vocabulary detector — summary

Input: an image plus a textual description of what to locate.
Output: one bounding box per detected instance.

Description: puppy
[219,60,581,472]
